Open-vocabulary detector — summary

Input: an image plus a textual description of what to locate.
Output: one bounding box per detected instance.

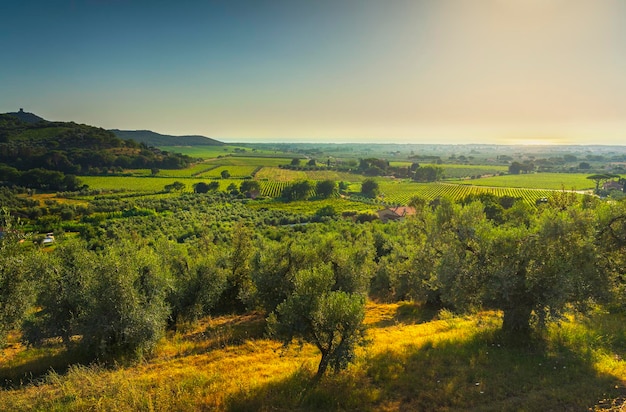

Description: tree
[193,182,210,193]
[218,223,255,312]
[508,162,523,174]
[0,210,36,347]
[164,181,186,192]
[80,243,171,360]
[240,180,261,197]
[290,158,301,166]
[281,180,313,201]
[267,264,366,378]
[316,180,336,198]
[221,170,230,179]
[156,240,227,326]
[587,174,619,193]
[360,178,379,198]
[308,159,316,167]
[412,165,444,182]
[436,201,608,338]
[23,240,94,347]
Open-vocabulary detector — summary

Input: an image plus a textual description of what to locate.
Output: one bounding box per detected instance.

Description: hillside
[1,302,624,411]
[5,108,46,124]
[111,129,223,147]
[0,113,194,190]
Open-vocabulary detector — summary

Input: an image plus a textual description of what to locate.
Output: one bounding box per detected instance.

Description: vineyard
[455,173,594,190]
[303,170,366,182]
[255,167,308,182]
[377,182,559,206]
[258,180,289,197]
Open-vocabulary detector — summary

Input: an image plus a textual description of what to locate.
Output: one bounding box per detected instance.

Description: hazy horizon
[2,1,625,145]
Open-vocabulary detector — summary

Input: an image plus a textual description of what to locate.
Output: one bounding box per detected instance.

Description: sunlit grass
[1,302,624,411]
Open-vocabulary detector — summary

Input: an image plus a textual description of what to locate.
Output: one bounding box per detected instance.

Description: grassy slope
[1,302,624,411]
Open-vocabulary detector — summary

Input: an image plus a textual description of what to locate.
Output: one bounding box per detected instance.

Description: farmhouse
[603,180,624,191]
[377,206,416,223]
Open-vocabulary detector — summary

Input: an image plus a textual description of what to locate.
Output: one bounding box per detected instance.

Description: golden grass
[1,302,625,411]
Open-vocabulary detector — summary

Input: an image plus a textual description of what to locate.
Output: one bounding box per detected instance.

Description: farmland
[2,141,626,412]
[377,181,556,206]
[454,173,595,191]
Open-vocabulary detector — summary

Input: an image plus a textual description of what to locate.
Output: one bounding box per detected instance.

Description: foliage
[281,180,313,201]
[360,178,379,198]
[412,165,444,182]
[315,179,336,198]
[390,197,611,338]
[0,210,36,347]
[156,239,227,326]
[267,264,366,378]
[239,180,261,197]
[80,242,170,361]
[24,240,171,362]
[164,181,185,192]
[0,115,193,175]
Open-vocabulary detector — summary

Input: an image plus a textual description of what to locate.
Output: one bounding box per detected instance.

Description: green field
[159,146,288,159]
[80,176,237,192]
[205,156,291,167]
[197,165,258,178]
[455,173,596,190]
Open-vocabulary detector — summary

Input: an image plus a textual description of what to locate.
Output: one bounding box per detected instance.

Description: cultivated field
[455,173,595,191]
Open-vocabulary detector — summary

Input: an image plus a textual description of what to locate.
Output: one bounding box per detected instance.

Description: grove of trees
[1,191,626,377]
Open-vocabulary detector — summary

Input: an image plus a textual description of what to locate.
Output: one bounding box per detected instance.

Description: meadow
[1,302,624,411]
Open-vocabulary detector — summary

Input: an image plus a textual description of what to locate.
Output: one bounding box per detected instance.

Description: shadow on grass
[225,327,626,411]
[174,312,267,357]
[370,301,441,328]
[0,343,93,389]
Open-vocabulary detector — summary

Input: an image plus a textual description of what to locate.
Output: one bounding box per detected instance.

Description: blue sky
[2,0,626,144]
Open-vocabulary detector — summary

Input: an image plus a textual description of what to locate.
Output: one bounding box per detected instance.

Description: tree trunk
[316,350,330,379]
[502,304,532,339]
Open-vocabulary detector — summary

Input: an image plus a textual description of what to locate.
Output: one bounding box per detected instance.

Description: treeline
[0,115,193,176]
[1,193,625,379]
[280,156,445,181]
[0,166,83,191]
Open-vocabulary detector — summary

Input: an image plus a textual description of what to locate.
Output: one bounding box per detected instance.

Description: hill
[0,113,194,191]
[111,129,223,147]
[5,108,46,124]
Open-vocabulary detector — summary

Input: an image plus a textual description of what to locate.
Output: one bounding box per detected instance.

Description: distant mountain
[111,129,223,147]
[6,108,46,124]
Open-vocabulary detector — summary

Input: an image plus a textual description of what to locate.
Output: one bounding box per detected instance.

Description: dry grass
[1,302,625,411]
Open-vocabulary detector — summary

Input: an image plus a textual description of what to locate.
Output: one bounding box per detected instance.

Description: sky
[1,0,625,145]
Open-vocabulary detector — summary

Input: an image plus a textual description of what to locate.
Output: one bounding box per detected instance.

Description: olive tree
[80,243,171,360]
[436,200,608,338]
[0,210,37,347]
[267,264,366,378]
[23,240,94,347]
